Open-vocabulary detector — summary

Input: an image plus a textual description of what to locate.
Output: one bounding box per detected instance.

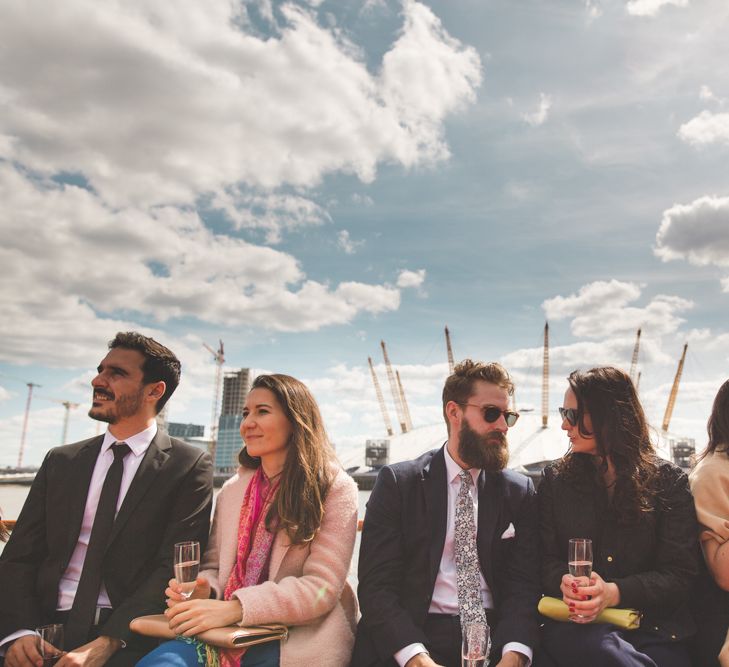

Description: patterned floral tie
[455,470,488,627]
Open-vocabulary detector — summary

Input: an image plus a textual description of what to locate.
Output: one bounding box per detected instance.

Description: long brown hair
[559,366,658,523]
[238,374,336,544]
[698,379,729,460]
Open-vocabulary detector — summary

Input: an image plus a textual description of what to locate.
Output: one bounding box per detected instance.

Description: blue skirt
[136,637,280,667]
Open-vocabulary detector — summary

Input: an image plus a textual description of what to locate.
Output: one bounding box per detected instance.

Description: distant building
[215,369,253,473]
[167,422,205,439]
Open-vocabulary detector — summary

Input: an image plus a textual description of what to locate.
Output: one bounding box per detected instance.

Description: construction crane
[203,339,225,459]
[380,340,408,433]
[662,343,688,432]
[445,326,455,375]
[396,370,413,431]
[18,382,41,467]
[367,357,393,436]
[38,397,81,444]
[542,322,549,429]
[629,328,642,383]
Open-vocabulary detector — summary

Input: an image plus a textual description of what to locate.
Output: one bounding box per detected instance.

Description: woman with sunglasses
[689,379,729,666]
[137,374,359,667]
[536,366,699,667]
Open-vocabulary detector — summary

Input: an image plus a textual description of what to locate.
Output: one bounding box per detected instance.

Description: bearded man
[351,360,540,667]
[0,332,212,667]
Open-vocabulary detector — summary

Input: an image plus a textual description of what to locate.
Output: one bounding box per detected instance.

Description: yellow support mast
[368,356,394,437]
[662,343,688,433]
[542,322,549,429]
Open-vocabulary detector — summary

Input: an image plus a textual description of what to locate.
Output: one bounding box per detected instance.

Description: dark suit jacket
[0,431,213,661]
[538,454,699,641]
[351,445,540,667]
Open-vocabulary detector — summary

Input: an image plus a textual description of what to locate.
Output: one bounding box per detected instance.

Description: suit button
[671,635,677,640]
[607,556,613,562]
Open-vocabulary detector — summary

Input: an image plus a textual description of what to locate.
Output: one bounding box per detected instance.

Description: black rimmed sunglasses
[458,403,520,427]
[558,406,579,426]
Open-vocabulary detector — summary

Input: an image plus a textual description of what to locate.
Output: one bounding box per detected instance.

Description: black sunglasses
[459,403,520,427]
[558,407,579,426]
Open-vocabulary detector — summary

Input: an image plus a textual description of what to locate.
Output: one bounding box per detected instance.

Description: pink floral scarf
[219,467,280,667]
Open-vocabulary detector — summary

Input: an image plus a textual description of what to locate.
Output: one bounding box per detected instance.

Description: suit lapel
[425,445,448,588]
[107,430,171,546]
[477,470,502,589]
[65,436,104,559]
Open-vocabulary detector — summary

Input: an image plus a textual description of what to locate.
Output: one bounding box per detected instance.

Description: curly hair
[558,366,659,523]
[238,373,336,545]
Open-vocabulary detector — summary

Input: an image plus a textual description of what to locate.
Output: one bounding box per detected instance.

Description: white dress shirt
[0,424,156,652]
[394,444,532,667]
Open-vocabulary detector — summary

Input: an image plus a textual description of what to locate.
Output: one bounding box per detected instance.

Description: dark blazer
[0,431,213,662]
[351,445,540,667]
[537,455,699,641]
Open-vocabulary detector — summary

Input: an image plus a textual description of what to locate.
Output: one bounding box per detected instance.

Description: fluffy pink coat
[199,466,359,667]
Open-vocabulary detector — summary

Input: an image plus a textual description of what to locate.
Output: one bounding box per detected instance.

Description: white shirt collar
[443,441,480,486]
[101,422,158,458]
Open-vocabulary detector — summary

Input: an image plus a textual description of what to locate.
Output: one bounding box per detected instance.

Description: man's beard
[457,419,509,472]
[88,387,145,424]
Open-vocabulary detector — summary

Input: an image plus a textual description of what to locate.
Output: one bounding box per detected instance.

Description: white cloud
[337,229,364,254]
[0,385,11,401]
[678,111,729,147]
[699,85,720,104]
[0,166,406,365]
[585,1,603,20]
[654,195,729,268]
[626,0,689,17]
[521,93,552,127]
[210,191,331,244]
[543,280,692,339]
[0,0,481,209]
[396,268,426,289]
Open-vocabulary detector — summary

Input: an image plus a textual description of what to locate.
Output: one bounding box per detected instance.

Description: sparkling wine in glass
[174,540,200,599]
[462,621,490,667]
[568,538,593,583]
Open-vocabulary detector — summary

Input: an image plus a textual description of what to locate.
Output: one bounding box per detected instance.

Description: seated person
[138,373,359,667]
[689,379,729,667]
[537,367,699,667]
[351,360,539,667]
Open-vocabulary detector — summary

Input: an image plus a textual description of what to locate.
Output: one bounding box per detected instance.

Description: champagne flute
[462,621,490,667]
[568,537,593,583]
[36,624,63,666]
[174,540,200,599]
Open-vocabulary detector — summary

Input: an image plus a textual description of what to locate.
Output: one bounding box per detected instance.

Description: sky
[1,0,728,469]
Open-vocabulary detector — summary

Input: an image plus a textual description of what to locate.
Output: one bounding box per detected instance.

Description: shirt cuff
[502,642,532,667]
[394,642,429,667]
[0,629,36,656]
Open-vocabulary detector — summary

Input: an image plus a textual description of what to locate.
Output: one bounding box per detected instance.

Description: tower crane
[380,340,408,433]
[542,322,549,429]
[396,370,413,431]
[18,382,41,467]
[203,339,225,460]
[629,328,642,383]
[367,357,393,436]
[445,326,455,375]
[662,343,687,433]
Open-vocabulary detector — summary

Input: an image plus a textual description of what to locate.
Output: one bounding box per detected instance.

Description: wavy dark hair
[0,519,8,542]
[698,379,729,460]
[238,374,336,545]
[558,366,658,523]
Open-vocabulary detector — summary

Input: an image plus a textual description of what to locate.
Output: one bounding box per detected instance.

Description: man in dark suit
[0,332,213,667]
[352,360,539,667]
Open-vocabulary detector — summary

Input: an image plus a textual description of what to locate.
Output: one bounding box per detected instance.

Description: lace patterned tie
[455,470,487,627]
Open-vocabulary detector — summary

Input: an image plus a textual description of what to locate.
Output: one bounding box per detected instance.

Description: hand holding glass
[462,621,490,667]
[36,624,63,666]
[173,540,200,599]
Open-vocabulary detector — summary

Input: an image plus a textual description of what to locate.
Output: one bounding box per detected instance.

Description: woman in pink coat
[137,374,359,667]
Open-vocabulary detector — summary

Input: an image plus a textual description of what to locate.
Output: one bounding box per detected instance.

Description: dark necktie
[64,442,130,649]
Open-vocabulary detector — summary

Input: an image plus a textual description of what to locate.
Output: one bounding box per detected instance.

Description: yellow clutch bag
[130,614,288,649]
[537,596,641,630]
